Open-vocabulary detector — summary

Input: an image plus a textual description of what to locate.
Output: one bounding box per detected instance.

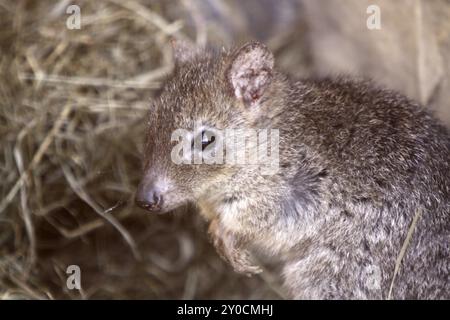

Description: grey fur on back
[274,77,450,299]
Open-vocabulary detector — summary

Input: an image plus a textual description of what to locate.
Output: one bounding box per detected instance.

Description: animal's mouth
[135,199,163,213]
[135,192,189,215]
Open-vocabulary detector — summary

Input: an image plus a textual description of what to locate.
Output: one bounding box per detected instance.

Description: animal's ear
[171,38,199,65]
[226,41,274,106]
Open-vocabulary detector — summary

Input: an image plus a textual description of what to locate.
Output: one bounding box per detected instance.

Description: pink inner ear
[231,67,272,105]
[228,43,274,105]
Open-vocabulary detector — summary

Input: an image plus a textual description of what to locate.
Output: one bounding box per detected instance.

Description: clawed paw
[208,219,262,276]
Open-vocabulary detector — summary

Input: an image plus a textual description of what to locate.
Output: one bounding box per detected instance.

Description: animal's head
[135,40,281,213]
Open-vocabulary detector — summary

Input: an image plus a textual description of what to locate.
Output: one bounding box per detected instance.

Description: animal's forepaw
[228,249,263,276]
[208,219,262,276]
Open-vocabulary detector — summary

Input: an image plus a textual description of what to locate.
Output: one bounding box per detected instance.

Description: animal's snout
[135,181,163,212]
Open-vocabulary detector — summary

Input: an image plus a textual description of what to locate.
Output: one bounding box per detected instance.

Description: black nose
[135,182,163,212]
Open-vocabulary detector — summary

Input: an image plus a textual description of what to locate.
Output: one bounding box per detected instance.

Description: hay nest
[0,0,284,299]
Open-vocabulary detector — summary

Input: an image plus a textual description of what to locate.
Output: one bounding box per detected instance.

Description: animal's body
[136,41,450,299]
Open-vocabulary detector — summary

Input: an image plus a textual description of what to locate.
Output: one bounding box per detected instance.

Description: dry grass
[0,0,283,299]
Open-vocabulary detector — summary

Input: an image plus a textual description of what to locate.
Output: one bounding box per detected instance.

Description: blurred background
[0,0,449,299]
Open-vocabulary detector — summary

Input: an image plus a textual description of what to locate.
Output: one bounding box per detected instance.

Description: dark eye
[201,130,215,151]
[191,129,217,152]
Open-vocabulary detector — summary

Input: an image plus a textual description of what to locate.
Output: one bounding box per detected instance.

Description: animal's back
[280,77,450,299]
